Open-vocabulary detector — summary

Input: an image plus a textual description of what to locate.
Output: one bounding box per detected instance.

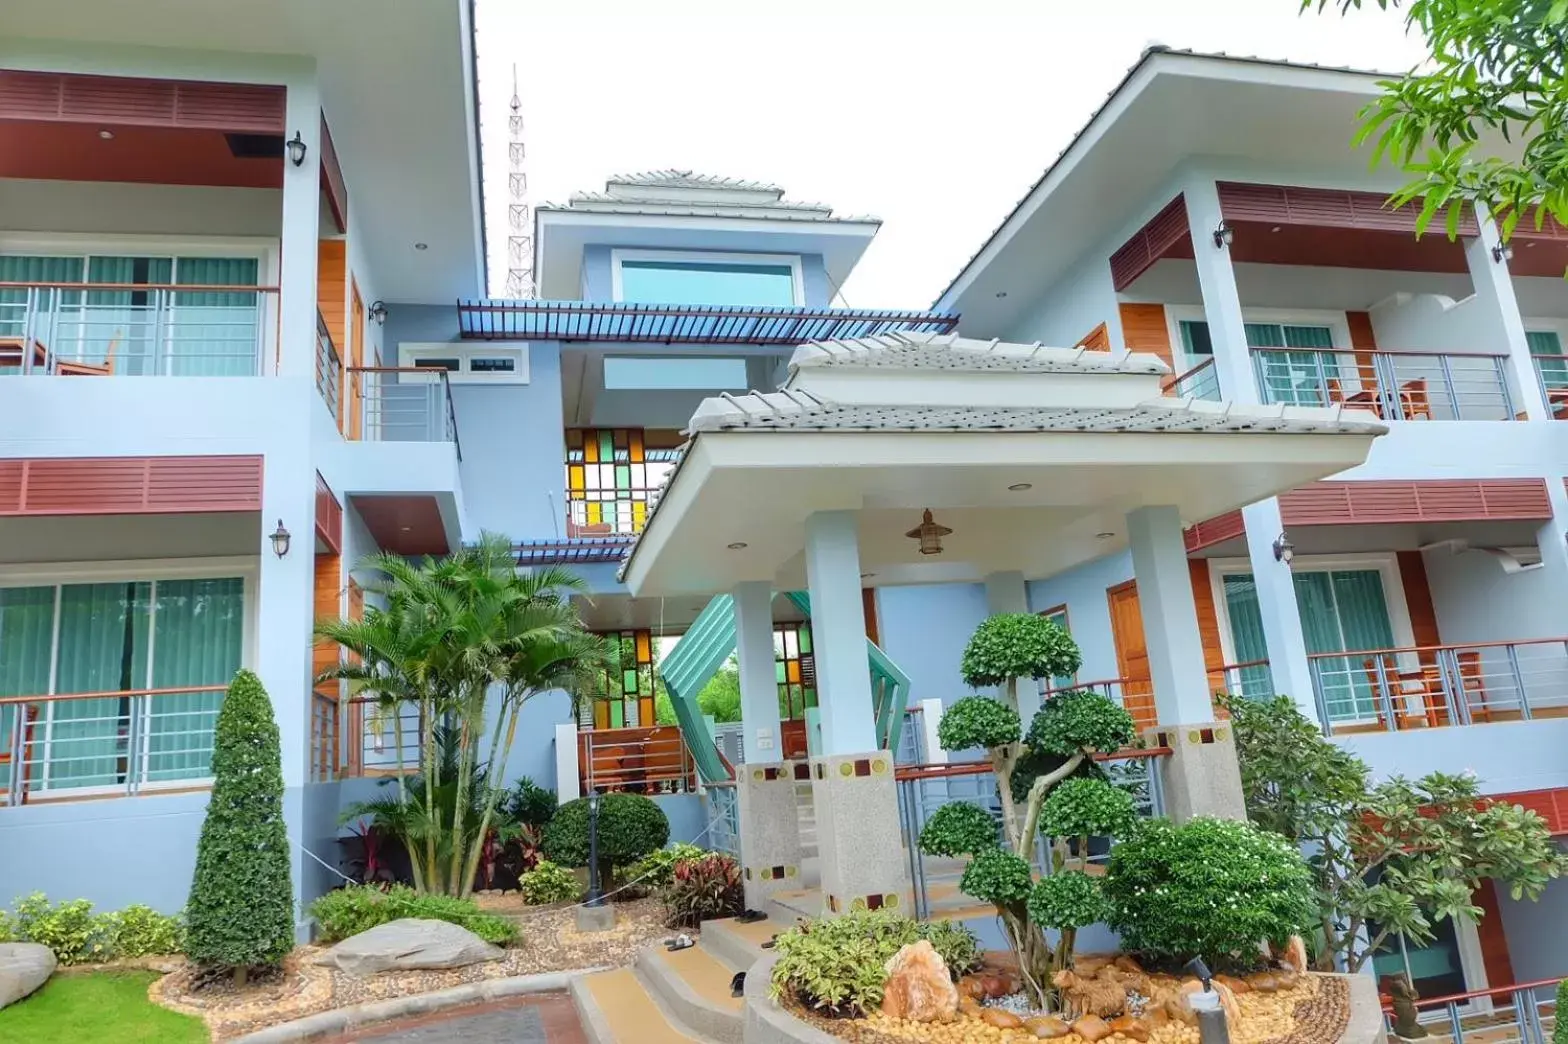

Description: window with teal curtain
[1249,323,1339,406]
[172,257,261,376]
[1219,575,1276,699]
[1528,330,1567,388]
[0,257,86,373]
[1178,320,1214,361]
[50,583,151,790]
[0,587,56,793]
[146,578,243,781]
[81,257,174,376]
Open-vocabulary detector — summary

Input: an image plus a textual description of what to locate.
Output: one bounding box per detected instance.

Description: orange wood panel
[344,578,365,774]
[312,553,342,700]
[862,587,880,645]
[1345,310,1379,389]
[1280,479,1552,524]
[1189,561,1228,709]
[349,279,365,440]
[1118,303,1174,372]
[1473,879,1517,989]
[781,718,809,760]
[317,240,347,431]
[1106,580,1156,729]
[0,456,262,516]
[0,70,284,132]
[1076,322,1111,352]
[1396,550,1449,726]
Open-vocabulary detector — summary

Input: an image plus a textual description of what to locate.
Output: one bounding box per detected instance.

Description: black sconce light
[367,300,388,325]
[269,519,292,558]
[1212,221,1235,250]
[1492,242,1514,264]
[1272,531,1295,565]
[286,131,308,167]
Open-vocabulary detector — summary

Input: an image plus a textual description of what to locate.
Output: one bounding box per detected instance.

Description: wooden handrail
[346,366,452,376]
[1306,636,1568,661]
[0,281,278,293]
[1040,677,1132,698]
[1217,659,1270,671]
[0,684,226,707]
[1250,344,1510,359]
[894,746,1171,782]
[1168,358,1216,384]
[1391,974,1563,1010]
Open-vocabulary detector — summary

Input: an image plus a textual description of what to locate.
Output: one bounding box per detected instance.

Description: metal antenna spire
[505,64,535,299]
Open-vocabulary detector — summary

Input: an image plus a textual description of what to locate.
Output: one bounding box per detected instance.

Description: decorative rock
[1072,1014,1114,1042]
[1053,968,1129,1019]
[1024,1015,1072,1038]
[1109,1014,1151,1041]
[980,1007,1024,1030]
[958,994,984,1017]
[1172,980,1242,1028]
[1214,973,1252,994]
[1074,955,1114,976]
[1278,934,1309,974]
[313,918,503,976]
[0,943,55,1010]
[957,975,987,1000]
[879,941,957,1023]
[1248,971,1281,993]
[1112,955,1144,975]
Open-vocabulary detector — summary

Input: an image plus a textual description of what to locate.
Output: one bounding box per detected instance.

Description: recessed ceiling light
[400,525,413,532]
[1270,225,1281,233]
[98,129,115,140]
[860,572,875,579]
[994,291,1008,299]
[1007,482,1033,491]
[1096,531,1116,539]
[726,541,748,550]
[414,242,428,251]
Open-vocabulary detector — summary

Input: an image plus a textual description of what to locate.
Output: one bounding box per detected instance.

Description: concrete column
[1182,176,1260,405]
[803,511,876,755]
[1464,212,1549,420]
[257,461,316,792]
[279,77,322,380]
[733,580,781,762]
[1536,478,1568,607]
[917,698,948,766]
[736,762,805,910]
[1125,505,1213,724]
[554,722,580,802]
[984,570,1040,721]
[1241,499,1322,728]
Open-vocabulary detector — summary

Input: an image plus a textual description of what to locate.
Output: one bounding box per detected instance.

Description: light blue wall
[800,254,829,307]
[384,303,565,541]
[575,246,830,307]
[494,688,574,793]
[654,792,706,846]
[300,781,345,906]
[1498,856,1568,983]
[1027,550,1135,682]
[876,583,990,709]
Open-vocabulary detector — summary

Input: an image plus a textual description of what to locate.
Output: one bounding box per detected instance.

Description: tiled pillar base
[737,760,806,910]
[1143,722,1247,823]
[809,751,910,917]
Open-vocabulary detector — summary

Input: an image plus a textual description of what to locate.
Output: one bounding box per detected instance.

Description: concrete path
[338,994,587,1044]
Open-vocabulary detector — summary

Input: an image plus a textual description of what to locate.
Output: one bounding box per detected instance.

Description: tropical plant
[1556,980,1568,1044]
[10,895,108,966]
[1221,693,1568,971]
[1310,0,1568,247]
[629,842,709,890]
[317,533,607,897]
[541,792,670,888]
[1104,816,1314,968]
[769,911,980,1017]
[307,885,516,945]
[503,777,559,830]
[518,861,581,906]
[184,670,294,983]
[105,905,185,959]
[662,853,744,928]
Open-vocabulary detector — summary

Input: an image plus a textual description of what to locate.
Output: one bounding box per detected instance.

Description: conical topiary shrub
[185,669,294,982]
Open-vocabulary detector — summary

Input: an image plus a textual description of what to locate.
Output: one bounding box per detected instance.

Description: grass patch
[0,970,207,1043]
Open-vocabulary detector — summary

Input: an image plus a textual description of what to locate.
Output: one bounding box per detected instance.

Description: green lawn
[0,971,207,1043]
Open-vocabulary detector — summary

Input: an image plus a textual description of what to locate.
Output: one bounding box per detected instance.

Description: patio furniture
[1362,655,1437,730]
[54,333,120,377]
[0,336,48,373]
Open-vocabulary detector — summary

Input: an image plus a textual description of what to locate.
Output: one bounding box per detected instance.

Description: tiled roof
[457,300,956,342]
[604,169,786,193]
[789,331,1168,374]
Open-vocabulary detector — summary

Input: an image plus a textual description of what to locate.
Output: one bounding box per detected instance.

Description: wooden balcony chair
[55,332,120,377]
[0,336,48,372]
[1396,378,1431,420]
[1361,656,1435,730]
[567,520,615,538]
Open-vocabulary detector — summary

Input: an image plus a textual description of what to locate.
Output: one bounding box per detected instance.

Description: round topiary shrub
[541,792,670,887]
[918,802,1000,857]
[959,847,1034,908]
[961,613,1082,689]
[1038,777,1138,842]
[1027,689,1137,756]
[1027,871,1110,933]
[937,695,1022,753]
[1103,816,1313,966]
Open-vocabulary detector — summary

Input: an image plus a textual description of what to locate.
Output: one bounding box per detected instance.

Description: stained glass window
[584,629,655,730]
[775,623,816,721]
[564,428,678,536]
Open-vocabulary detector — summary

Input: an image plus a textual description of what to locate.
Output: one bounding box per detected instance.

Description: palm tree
[316,533,607,897]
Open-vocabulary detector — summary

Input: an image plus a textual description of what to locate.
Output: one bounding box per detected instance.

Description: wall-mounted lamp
[285,131,308,167]
[1492,242,1514,264]
[270,519,292,558]
[1212,221,1235,250]
[1272,531,1295,565]
[367,300,389,325]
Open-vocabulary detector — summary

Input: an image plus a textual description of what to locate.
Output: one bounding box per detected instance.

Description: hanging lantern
[905,508,953,556]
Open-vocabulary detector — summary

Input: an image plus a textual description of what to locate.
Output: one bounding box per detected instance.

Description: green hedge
[3,894,183,965]
[307,885,518,946]
[541,792,669,884]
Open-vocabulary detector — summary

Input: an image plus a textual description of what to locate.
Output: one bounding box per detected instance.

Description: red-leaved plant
[663,853,744,929]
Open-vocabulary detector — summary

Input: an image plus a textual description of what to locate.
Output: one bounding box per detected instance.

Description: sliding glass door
[0,576,244,795]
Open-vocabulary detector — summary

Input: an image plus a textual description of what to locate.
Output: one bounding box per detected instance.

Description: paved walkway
[332,994,588,1044]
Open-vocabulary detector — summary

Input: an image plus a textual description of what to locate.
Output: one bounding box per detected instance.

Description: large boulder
[313,918,504,976]
[0,942,56,1009]
[879,940,957,1023]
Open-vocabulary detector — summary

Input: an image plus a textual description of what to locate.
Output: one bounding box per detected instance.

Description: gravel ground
[151,898,668,1041]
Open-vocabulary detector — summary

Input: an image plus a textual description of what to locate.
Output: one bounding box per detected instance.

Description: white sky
[475,0,1428,309]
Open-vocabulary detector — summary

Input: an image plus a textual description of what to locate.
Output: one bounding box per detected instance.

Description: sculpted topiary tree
[185,670,294,984]
[918,615,1137,1007]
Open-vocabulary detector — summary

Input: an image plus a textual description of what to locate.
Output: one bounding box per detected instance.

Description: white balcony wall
[1003,259,1123,349]
[0,180,281,239]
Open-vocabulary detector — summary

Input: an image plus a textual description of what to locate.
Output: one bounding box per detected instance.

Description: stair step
[572,967,715,1044]
[637,942,745,1044]
[700,915,792,972]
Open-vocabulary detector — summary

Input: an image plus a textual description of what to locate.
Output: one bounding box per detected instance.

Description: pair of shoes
[735,909,767,924]
[730,972,747,998]
[665,934,695,951]
[760,935,778,950]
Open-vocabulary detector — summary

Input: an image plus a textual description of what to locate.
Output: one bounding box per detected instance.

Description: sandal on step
[736,909,767,924]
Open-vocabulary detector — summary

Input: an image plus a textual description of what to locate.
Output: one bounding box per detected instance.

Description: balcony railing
[1252,347,1517,420]
[579,724,697,794]
[310,693,340,783]
[1164,357,1220,400]
[1307,637,1568,733]
[1,685,226,805]
[0,282,276,377]
[1388,976,1560,1044]
[315,311,342,424]
[347,367,461,456]
[1531,353,1568,419]
[1042,676,1158,732]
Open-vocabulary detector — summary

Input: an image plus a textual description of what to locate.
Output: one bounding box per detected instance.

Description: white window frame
[397,341,530,385]
[1206,552,1417,725]
[609,248,805,307]
[0,557,258,799]
[1164,306,1354,373]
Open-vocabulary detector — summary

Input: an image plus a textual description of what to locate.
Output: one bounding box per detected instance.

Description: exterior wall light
[286,131,308,167]
[270,519,292,558]
[726,541,748,550]
[1212,221,1235,250]
[905,508,953,556]
[368,300,389,325]
[1492,242,1514,264]
[1272,531,1295,565]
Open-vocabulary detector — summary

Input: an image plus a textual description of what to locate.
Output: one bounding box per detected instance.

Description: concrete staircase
[570,914,782,1044]
[794,781,818,861]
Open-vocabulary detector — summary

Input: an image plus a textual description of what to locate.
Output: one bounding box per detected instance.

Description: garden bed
[149,897,667,1040]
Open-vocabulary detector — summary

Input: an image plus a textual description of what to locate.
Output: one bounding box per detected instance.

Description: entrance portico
[619,330,1385,915]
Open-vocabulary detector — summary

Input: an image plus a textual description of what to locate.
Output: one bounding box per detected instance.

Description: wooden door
[1106,580,1156,729]
[349,280,365,440]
